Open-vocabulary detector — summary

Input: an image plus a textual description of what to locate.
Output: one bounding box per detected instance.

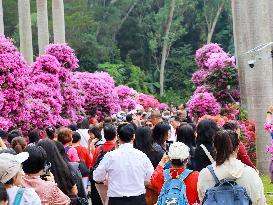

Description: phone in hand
[40,162,51,181]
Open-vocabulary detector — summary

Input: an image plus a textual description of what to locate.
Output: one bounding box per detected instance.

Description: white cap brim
[15,152,29,163]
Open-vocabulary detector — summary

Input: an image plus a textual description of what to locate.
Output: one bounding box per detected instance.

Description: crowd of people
[0,105,267,205]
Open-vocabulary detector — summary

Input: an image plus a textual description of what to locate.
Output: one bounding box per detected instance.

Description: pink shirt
[22,176,70,205]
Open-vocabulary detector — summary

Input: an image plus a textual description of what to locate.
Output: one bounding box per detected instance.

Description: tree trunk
[52,0,65,43]
[18,0,33,64]
[232,0,273,174]
[0,0,4,34]
[206,0,225,44]
[160,0,175,96]
[36,0,49,54]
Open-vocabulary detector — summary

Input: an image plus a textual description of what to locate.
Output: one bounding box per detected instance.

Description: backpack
[202,165,251,205]
[157,169,192,205]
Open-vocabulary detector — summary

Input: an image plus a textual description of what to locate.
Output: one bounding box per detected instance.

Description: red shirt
[151,165,199,205]
[74,145,92,168]
[90,141,116,168]
[237,141,256,169]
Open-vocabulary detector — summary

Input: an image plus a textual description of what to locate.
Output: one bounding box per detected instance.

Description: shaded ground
[262,175,273,204]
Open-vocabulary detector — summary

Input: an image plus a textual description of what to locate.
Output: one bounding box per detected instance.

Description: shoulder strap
[163,169,171,182]
[64,146,72,153]
[178,169,193,181]
[200,144,215,163]
[13,188,25,205]
[207,165,220,184]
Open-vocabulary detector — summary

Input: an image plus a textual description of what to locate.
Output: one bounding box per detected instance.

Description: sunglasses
[146,123,153,127]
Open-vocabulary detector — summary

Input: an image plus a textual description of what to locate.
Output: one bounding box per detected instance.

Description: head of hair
[57,127,73,145]
[88,126,102,140]
[118,124,135,143]
[104,123,116,141]
[54,141,69,162]
[28,129,41,144]
[68,124,77,131]
[170,159,184,167]
[89,108,97,117]
[214,130,240,166]
[23,146,47,174]
[134,126,153,154]
[0,129,7,140]
[7,129,22,143]
[81,118,90,129]
[151,110,161,118]
[0,182,8,202]
[223,122,239,131]
[44,126,56,140]
[126,114,133,122]
[176,125,196,148]
[104,117,112,123]
[37,139,74,195]
[72,132,81,143]
[196,119,218,146]
[188,123,197,132]
[11,137,27,153]
[152,122,171,145]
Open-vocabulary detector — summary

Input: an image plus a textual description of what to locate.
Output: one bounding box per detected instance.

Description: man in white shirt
[93,123,154,205]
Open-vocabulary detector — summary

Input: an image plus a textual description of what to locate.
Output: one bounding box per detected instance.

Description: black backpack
[90,146,115,181]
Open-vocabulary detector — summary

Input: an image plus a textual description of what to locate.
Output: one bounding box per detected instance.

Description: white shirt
[169,125,177,142]
[77,129,90,148]
[93,143,154,197]
[7,186,41,205]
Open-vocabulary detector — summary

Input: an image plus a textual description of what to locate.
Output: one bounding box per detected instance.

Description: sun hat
[168,142,190,161]
[0,152,29,183]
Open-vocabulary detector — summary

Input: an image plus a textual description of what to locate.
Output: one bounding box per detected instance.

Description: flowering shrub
[198,115,229,127]
[114,85,137,110]
[159,103,169,110]
[0,34,18,54]
[191,69,208,87]
[186,92,221,119]
[205,53,235,70]
[193,85,209,95]
[45,44,79,71]
[137,93,160,110]
[195,43,224,68]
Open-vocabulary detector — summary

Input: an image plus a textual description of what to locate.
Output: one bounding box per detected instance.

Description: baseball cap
[168,142,190,161]
[0,152,29,183]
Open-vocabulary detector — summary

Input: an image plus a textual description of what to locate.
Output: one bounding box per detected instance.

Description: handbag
[200,144,215,163]
[69,196,89,205]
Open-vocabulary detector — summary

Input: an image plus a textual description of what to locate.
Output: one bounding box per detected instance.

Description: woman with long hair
[152,122,171,158]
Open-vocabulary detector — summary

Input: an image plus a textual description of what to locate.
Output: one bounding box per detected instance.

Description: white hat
[168,142,190,161]
[0,152,29,183]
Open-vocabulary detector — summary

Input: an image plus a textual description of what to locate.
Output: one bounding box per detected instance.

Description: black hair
[171,159,184,167]
[0,129,7,139]
[188,123,197,132]
[88,126,102,140]
[7,129,22,143]
[176,125,196,148]
[68,124,77,131]
[38,139,74,195]
[196,119,219,146]
[55,141,70,162]
[134,126,153,154]
[104,123,116,141]
[118,124,135,143]
[126,114,133,122]
[223,122,239,131]
[23,146,47,174]
[28,129,40,144]
[44,126,56,140]
[89,108,97,117]
[152,122,171,145]
[214,130,240,166]
[0,182,8,202]
[72,132,81,143]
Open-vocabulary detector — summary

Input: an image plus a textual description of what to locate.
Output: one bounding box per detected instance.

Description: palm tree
[18,0,33,64]
[52,0,65,43]
[232,0,273,174]
[0,0,4,34]
[36,0,49,54]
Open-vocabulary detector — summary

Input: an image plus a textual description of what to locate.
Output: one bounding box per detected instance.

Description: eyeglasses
[146,123,153,127]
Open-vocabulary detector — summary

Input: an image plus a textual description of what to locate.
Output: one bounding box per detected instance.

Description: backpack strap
[163,169,172,182]
[64,146,72,153]
[207,165,220,184]
[13,187,25,205]
[200,144,215,163]
[178,169,193,181]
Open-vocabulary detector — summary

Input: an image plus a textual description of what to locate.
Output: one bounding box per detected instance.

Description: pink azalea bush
[205,53,235,70]
[193,85,209,95]
[0,34,18,54]
[191,69,208,86]
[114,85,137,110]
[137,93,160,110]
[159,103,169,110]
[186,92,221,119]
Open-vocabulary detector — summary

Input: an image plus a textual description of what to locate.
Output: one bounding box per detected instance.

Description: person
[88,126,103,154]
[223,122,256,170]
[193,119,218,171]
[0,129,8,148]
[145,120,154,129]
[91,123,117,205]
[152,122,171,158]
[126,114,137,131]
[77,120,90,148]
[93,124,154,205]
[44,126,56,140]
[198,130,266,205]
[22,146,70,205]
[151,142,199,205]
[176,124,196,169]
[37,139,78,197]
[11,137,27,154]
[150,110,162,126]
[7,129,22,145]
[0,152,41,205]
[28,130,41,146]
[0,137,7,151]
[169,116,180,142]
[0,182,8,205]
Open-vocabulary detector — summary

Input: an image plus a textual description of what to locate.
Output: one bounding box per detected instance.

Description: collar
[119,143,133,149]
